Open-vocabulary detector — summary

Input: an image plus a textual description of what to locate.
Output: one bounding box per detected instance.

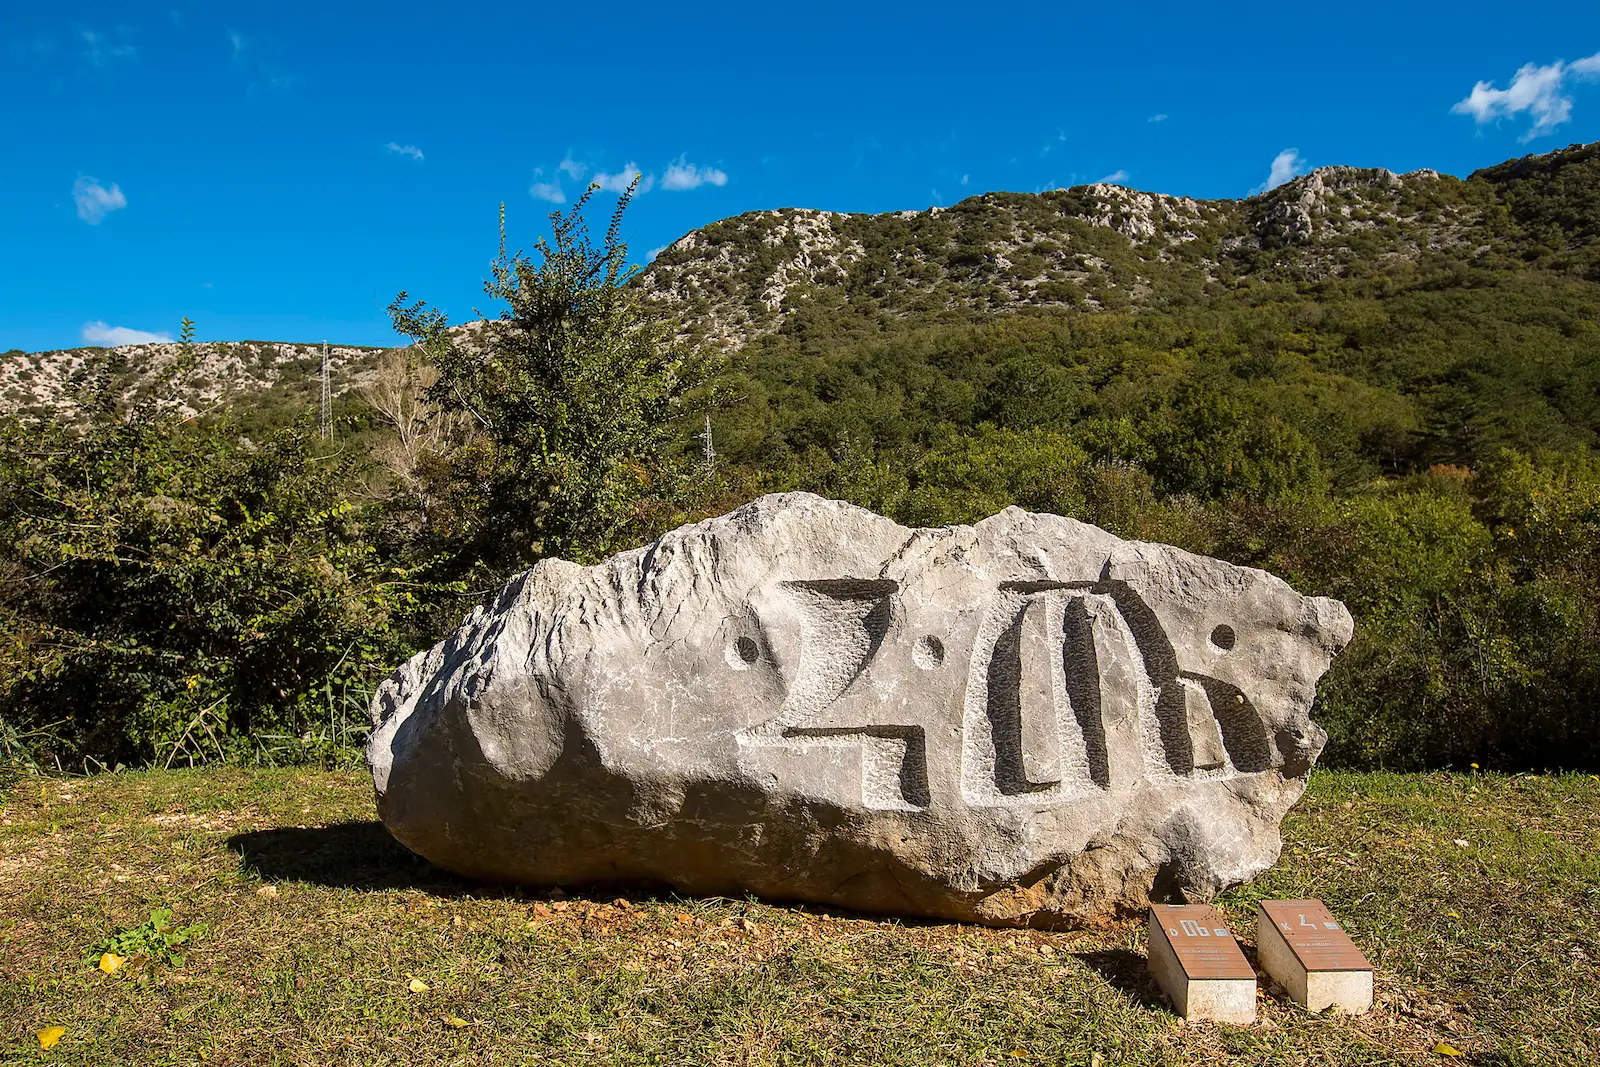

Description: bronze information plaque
[1149,903,1255,980]
[1258,899,1371,972]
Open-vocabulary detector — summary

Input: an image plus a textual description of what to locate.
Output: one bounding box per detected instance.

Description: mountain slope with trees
[642,142,1600,352]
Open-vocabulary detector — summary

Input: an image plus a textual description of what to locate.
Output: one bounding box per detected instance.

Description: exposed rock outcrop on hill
[639,160,1520,351]
[0,340,387,419]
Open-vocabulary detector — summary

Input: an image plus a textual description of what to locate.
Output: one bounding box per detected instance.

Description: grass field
[1,766,1596,1065]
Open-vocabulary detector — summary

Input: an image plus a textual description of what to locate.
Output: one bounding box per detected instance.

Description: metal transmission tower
[319,340,332,441]
[697,414,717,474]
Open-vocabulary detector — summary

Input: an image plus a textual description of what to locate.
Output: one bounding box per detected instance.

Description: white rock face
[368,494,1351,925]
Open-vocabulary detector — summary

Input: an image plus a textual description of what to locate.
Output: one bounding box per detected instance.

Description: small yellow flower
[36,1026,65,1049]
[98,952,125,974]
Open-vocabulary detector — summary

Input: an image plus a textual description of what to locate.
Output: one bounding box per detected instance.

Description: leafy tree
[389,181,727,571]
[1142,385,1327,500]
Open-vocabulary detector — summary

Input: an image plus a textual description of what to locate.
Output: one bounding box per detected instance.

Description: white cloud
[661,154,728,191]
[1253,149,1307,194]
[1455,62,1569,138]
[960,173,969,186]
[82,30,136,66]
[1148,113,1168,123]
[72,177,127,224]
[532,155,668,200]
[528,166,566,202]
[593,164,652,194]
[82,321,171,346]
[646,245,668,261]
[228,29,246,60]
[1453,52,1600,141]
[1095,169,1130,185]
[386,142,424,161]
[529,179,566,203]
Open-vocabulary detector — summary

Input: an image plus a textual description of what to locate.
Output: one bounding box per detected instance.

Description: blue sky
[5,1,1599,353]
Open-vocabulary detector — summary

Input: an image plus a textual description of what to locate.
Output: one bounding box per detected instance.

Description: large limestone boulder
[368,494,1351,926]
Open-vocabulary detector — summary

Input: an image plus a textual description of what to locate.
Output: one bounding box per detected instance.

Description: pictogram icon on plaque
[1147,903,1256,1023]
[1256,899,1374,1014]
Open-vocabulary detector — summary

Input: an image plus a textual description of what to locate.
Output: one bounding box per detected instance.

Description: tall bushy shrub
[0,400,440,769]
[389,184,727,573]
[1213,458,1600,770]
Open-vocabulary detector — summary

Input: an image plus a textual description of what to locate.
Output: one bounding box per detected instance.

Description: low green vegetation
[1,766,1593,1063]
[86,908,206,969]
[708,296,1600,769]
[0,188,712,774]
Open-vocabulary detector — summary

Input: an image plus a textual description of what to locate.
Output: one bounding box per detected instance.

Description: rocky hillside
[0,340,388,420]
[642,142,1600,351]
[6,142,1595,415]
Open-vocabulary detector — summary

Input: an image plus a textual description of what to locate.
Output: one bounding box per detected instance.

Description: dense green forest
[4,145,1600,776]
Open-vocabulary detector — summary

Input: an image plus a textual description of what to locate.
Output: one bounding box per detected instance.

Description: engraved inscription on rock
[369,493,1353,926]
[736,575,1277,815]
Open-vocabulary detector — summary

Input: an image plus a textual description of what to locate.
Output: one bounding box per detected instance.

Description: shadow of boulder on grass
[226,821,680,905]
[226,821,468,893]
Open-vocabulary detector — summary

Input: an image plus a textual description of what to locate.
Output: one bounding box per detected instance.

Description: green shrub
[0,401,444,770]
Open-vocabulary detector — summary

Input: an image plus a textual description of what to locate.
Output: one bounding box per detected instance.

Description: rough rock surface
[368,494,1352,926]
